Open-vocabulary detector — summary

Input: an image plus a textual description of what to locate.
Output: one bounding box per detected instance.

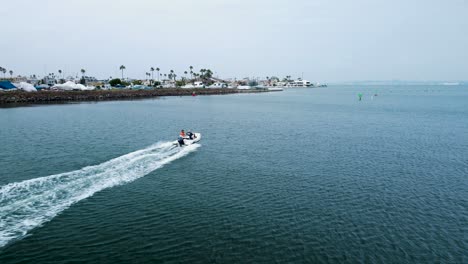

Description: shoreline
[0,88,270,107]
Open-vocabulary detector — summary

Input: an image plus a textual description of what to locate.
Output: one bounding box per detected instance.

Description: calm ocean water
[0,86,467,263]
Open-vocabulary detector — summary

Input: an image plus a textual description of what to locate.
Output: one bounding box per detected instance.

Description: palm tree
[0,67,5,78]
[189,66,193,79]
[58,69,62,79]
[150,67,155,84]
[205,69,213,78]
[200,69,206,79]
[184,71,188,80]
[120,65,126,80]
[9,70,13,78]
[156,68,160,81]
[170,70,174,81]
[81,69,85,76]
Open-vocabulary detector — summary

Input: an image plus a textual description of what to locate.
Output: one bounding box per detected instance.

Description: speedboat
[173,133,201,146]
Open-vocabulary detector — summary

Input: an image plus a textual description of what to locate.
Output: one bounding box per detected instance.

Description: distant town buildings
[1,65,326,91]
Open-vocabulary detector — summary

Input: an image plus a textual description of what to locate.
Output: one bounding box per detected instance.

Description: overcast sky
[1,0,467,82]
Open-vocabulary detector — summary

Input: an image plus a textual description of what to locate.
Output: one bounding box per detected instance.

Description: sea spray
[0,142,200,248]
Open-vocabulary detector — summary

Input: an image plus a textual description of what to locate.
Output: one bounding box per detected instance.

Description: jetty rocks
[0,88,267,105]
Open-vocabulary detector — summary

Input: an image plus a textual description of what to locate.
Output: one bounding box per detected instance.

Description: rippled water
[0,86,467,263]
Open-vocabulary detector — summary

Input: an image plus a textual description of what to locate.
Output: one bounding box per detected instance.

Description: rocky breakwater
[0,88,267,105]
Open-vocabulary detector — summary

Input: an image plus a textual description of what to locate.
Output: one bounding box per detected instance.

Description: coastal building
[65,76,76,82]
[182,81,205,88]
[82,76,98,85]
[275,81,287,87]
[194,81,205,88]
[161,79,176,88]
[269,76,280,83]
[42,76,57,86]
[10,76,28,83]
[207,82,227,88]
[27,76,40,85]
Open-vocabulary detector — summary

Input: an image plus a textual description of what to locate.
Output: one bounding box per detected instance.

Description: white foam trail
[0,142,200,248]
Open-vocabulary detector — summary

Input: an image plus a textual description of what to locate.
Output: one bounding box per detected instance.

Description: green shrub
[109,78,122,87]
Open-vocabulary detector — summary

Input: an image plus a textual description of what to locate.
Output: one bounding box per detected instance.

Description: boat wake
[0,142,200,248]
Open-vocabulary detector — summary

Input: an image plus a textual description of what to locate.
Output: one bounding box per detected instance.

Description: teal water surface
[0,86,467,263]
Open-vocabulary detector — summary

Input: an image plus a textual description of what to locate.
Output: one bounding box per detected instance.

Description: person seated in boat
[177,135,185,146]
[187,130,195,140]
[180,129,186,138]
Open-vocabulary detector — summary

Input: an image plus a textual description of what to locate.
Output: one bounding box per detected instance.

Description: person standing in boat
[180,129,186,138]
[177,135,185,146]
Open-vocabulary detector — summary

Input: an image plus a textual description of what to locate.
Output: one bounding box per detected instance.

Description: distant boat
[276,79,314,88]
[52,81,94,91]
[267,87,283,91]
[292,79,314,87]
[35,84,50,90]
[0,81,17,91]
[130,85,147,90]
